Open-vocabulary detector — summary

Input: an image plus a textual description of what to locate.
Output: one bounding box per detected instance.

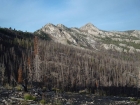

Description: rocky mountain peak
[80,23,99,32]
[44,23,56,28]
[80,23,100,36]
[85,23,94,27]
[37,23,140,53]
[56,24,67,30]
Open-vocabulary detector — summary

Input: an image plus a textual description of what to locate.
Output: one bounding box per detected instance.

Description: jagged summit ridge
[80,23,96,29]
[56,24,67,30]
[80,23,100,35]
[37,23,140,53]
[44,23,55,27]
[80,23,99,31]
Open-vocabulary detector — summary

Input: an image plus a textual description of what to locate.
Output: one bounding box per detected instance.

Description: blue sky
[0,0,140,32]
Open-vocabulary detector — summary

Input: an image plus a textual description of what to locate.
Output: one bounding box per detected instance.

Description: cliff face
[36,23,140,53]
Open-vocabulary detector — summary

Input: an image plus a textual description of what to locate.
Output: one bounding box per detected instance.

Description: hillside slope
[0,26,140,97]
[36,23,140,53]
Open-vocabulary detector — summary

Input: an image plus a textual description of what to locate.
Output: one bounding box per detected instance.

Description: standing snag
[0,63,5,85]
[18,67,23,84]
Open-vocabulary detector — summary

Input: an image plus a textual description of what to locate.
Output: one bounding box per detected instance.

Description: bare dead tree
[33,36,42,82]
[0,63,5,85]
[18,67,23,84]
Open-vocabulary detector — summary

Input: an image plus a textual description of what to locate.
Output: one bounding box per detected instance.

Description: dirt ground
[0,87,137,105]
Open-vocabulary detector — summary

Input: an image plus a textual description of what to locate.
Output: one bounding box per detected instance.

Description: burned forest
[0,27,140,97]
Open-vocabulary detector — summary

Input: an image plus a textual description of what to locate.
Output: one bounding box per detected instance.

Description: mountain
[36,23,140,53]
[0,26,140,97]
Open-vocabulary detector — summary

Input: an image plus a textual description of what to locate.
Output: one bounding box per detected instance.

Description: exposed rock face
[80,23,100,35]
[36,23,140,53]
[102,44,123,52]
[41,23,77,45]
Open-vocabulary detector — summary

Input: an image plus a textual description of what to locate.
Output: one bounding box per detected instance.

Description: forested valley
[0,27,140,97]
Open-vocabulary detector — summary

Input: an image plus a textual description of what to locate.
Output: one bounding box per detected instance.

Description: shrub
[137,99,140,104]
[40,99,46,104]
[130,97,137,101]
[52,88,61,93]
[20,100,28,105]
[4,83,12,89]
[24,93,36,101]
[42,87,47,92]
[15,85,22,91]
[54,99,63,105]
[130,98,140,104]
